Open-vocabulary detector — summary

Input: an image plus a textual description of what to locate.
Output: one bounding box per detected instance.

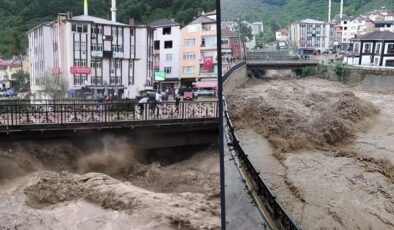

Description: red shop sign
[70,66,91,74]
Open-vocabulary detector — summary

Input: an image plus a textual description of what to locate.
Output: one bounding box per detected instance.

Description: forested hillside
[222,0,394,42]
[0,0,215,58]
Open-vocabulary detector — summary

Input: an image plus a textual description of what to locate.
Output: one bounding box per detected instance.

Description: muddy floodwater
[227,74,394,229]
[0,136,220,230]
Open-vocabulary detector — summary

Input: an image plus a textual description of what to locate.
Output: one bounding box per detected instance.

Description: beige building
[0,58,22,89]
[179,11,217,86]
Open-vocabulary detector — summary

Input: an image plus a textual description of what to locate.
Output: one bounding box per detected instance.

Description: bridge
[246,59,319,69]
[0,100,218,148]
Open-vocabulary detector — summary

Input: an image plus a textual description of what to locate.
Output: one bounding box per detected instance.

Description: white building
[289,19,331,53]
[346,31,394,68]
[28,3,153,99]
[150,19,181,90]
[276,29,288,41]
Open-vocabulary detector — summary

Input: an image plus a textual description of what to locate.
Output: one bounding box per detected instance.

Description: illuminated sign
[154,71,165,81]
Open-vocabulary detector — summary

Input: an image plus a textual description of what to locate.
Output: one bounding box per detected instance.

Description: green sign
[154,71,165,81]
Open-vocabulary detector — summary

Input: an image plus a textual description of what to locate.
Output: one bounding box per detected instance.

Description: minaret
[84,0,88,16]
[340,0,344,19]
[111,0,117,22]
[328,0,332,22]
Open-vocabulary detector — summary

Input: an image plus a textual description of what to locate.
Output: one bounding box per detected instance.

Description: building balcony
[91,51,103,58]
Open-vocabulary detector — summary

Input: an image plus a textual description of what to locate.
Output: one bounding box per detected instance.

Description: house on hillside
[346,31,394,68]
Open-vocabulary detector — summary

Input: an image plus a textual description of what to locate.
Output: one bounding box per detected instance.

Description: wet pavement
[224,118,271,230]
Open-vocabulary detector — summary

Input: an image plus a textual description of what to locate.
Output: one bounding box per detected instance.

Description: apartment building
[150,19,181,90]
[28,3,153,99]
[179,12,218,86]
[332,14,353,50]
[346,31,394,67]
[289,19,331,53]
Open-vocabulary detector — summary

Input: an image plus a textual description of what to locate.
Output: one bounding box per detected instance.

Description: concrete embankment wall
[317,65,394,91]
[223,63,248,95]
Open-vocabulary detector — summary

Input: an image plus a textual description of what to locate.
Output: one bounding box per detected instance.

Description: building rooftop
[189,15,215,25]
[71,15,128,26]
[333,14,352,21]
[353,31,394,41]
[374,20,394,24]
[276,29,288,35]
[222,29,238,37]
[149,19,180,27]
[299,19,325,24]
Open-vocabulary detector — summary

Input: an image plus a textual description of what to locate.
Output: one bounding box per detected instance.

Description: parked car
[193,89,216,98]
[5,89,17,97]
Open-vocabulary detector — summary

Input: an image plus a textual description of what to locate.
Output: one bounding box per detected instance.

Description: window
[184,39,195,46]
[74,59,87,67]
[234,39,238,44]
[154,54,160,61]
[165,54,172,61]
[91,27,103,34]
[164,67,172,74]
[91,43,103,51]
[81,42,87,51]
[388,44,394,54]
[164,41,173,49]
[154,41,160,50]
[112,27,123,37]
[183,52,196,60]
[375,44,381,54]
[183,66,196,74]
[72,24,88,33]
[221,39,229,45]
[386,60,394,67]
[202,36,216,47]
[74,42,80,51]
[163,27,171,35]
[202,24,212,31]
[354,43,360,53]
[364,43,371,53]
[91,60,102,68]
[112,45,123,52]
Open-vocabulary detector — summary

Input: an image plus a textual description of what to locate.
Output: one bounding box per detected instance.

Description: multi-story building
[0,57,22,89]
[346,31,394,67]
[332,14,353,50]
[375,20,394,33]
[28,3,153,99]
[150,19,181,90]
[289,19,331,54]
[179,12,217,86]
[347,16,375,40]
[221,29,243,69]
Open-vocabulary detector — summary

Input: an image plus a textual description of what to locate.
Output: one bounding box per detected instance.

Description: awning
[195,81,217,89]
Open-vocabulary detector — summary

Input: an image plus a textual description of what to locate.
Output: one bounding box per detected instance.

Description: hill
[0,0,215,58]
[222,0,394,42]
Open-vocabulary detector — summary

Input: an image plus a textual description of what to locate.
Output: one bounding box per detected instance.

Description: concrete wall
[317,65,394,90]
[223,63,248,96]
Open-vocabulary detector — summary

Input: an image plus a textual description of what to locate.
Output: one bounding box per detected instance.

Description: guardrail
[0,100,218,131]
[223,63,301,230]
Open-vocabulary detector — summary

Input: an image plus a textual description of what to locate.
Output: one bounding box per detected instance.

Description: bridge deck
[0,100,218,133]
[247,60,319,68]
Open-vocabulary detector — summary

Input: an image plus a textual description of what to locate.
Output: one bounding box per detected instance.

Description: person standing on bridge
[138,97,148,117]
[175,94,181,114]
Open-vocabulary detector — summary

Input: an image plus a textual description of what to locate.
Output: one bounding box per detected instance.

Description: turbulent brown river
[227,72,394,229]
[0,136,220,230]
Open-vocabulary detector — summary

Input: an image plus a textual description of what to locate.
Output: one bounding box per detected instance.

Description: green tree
[11,70,29,90]
[235,19,253,59]
[40,73,68,99]
[335,60,345,82]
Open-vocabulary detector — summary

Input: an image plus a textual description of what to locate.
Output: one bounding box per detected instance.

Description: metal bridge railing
[223,63,301,230]
[0,100,218,130]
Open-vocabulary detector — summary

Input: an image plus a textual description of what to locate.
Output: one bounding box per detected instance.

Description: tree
[11,70,29,90]
[235,19,253,60]
[11,32,24,71]
[40,73,68,99]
